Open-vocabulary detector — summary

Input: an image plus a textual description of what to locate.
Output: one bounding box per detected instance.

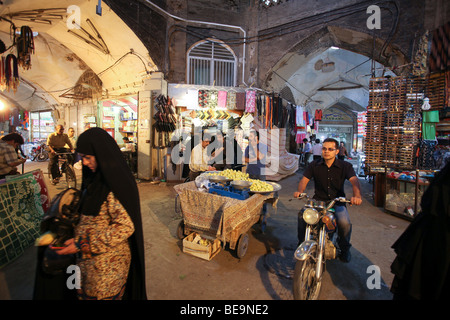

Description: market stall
[174,170,279,260]
[364,73,450,220]
[167,84,304,181]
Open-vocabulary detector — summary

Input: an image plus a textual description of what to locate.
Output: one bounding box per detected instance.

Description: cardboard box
[182,232,221,261]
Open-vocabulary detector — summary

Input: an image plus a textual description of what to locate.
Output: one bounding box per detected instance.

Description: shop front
[166,83,300,182]
[317,106,355,153]
[365,74,450,220]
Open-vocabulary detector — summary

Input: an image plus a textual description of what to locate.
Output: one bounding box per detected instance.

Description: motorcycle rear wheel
[293,249,322,300]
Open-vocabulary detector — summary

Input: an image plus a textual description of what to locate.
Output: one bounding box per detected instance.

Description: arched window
[187,39,237,87]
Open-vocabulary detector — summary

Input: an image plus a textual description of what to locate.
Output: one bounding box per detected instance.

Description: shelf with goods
[83,115,97,130]
[384,168,437,221]
[119,110,137,135]
[29,111,54,142]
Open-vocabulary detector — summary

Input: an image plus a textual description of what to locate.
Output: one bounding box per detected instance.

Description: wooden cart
[174,181,279,259]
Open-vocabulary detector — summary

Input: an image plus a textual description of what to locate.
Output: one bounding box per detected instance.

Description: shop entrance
[29,111,55,142]
[317,125,353,151]
[99,96,138,146]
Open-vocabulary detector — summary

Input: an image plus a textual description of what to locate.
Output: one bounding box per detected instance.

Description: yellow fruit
[250,180,273,192]
[35,232,56,246]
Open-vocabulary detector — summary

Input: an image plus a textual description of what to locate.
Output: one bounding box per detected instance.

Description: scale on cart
[207,175,252,200]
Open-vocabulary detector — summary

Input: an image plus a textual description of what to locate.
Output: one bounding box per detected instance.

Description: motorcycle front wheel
[293,249,322,300]
[36,152,49,162]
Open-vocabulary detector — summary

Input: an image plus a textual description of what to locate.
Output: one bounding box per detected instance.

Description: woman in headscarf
[53,127,147,300]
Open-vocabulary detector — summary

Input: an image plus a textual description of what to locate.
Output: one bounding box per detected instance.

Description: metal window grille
[187,40,236,86]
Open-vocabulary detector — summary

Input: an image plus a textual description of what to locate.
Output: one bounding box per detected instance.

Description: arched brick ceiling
[0,0,157,112]
[265,26,401,113]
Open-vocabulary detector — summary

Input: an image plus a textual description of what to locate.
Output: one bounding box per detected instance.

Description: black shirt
[303,158,356,204]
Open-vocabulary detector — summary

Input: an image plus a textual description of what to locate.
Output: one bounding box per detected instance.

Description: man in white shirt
[312,139,322,161]
[302,138,312,166]
[189,134,216,181]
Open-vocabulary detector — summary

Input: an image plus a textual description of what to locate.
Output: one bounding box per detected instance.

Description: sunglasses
[322,147,336,152]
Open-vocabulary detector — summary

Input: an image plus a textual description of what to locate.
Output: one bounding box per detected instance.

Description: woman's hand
[52,238,78,255]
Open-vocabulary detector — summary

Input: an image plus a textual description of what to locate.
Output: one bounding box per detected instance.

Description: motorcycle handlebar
[293,194,351,207]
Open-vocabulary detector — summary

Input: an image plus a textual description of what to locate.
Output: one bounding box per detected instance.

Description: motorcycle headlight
[303,208,319,225]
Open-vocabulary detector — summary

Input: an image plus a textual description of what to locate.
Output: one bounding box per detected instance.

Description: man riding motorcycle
[294,138,362,263]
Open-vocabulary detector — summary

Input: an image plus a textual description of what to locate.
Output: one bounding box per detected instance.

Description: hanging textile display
[4,54,19,93]
[226,91,236,110]
[245,90,256,113]
[217,90,227,108]
[235,92,245,110]
[16,26,35,70]
[198,90,208,108]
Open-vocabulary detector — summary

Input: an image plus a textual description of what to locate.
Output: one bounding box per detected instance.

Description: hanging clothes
[422,110,440,140]
[315,109,323,121]
[296,106,304,127]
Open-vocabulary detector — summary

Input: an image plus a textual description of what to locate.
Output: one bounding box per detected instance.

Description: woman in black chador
[34,127,147,300]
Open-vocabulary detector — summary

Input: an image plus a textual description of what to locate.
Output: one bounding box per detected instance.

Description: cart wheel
[236,233,249,258]
[177,220,185,240]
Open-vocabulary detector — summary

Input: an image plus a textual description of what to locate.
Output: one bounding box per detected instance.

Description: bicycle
[48,151,77,188]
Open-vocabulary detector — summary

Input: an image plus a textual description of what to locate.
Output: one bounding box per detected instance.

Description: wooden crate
[182,232,221,261]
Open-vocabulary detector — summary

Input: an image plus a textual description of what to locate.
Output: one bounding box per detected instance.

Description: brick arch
[262,25,409,90]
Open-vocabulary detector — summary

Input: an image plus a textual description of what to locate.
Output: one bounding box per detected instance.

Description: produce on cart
[174,169,279,260]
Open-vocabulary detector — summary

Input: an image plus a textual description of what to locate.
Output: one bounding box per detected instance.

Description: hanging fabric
[226,91,236,110]
[198,90,207,108]
[235,92,245,110]
[217,90,227,108]
[5,54,19,93]
[245,90,256,113]
[208,90,218,108]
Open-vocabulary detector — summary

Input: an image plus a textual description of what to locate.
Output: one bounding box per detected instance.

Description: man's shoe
[51,178,60,185]
[339,249,351,263]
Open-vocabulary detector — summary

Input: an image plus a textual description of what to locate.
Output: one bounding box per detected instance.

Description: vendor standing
[47,125,74,184]
[244,130,269,231]
[244,130,267,180]
[188,133,216,181]
[0,133,26,179]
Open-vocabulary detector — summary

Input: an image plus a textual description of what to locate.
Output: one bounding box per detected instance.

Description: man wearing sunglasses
[293,138,362,263]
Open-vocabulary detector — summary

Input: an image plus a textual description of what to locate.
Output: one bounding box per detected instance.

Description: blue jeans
[297,204,352,252]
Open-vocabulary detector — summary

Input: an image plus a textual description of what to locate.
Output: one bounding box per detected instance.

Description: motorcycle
[30,141,49,162]
[293,194,350,300]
